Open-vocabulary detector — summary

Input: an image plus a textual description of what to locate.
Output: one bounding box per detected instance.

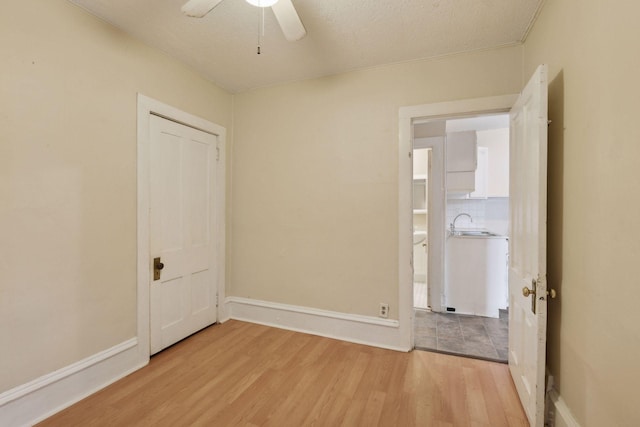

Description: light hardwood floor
[38,320,528,426]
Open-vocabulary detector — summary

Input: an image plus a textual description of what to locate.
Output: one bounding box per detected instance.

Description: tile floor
[414,309,509,363]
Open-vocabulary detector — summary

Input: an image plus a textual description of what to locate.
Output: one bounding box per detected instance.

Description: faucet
[451,213,472,233]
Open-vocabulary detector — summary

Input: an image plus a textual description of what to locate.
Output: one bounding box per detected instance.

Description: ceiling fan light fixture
[246,0,279,7]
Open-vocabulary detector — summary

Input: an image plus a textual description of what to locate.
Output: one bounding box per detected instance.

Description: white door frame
[137,94,226,363]
[398,94,517,349]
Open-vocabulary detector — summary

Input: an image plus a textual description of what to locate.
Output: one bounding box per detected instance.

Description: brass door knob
[153,257,164,281]
[522,286,536,297]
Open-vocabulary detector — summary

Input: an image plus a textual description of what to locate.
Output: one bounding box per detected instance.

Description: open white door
[149,114,219,354]
[508,64,548,427]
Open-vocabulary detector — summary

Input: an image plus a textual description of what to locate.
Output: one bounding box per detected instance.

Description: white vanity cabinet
[446,131,477,193]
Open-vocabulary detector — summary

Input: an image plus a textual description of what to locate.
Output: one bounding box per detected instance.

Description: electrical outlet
[379,303,389,318]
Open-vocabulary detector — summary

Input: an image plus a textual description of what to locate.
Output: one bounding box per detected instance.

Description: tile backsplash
[446,197,509,236]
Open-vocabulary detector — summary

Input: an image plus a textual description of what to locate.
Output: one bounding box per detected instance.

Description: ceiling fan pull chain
[257,6,265,54]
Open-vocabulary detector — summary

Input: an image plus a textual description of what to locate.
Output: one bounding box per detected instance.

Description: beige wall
[524,0,640,425]
[231,46,523,319]
[0,0,232,392]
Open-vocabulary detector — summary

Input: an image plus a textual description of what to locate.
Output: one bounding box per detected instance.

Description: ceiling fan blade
[181,0,224,18]
[271,0,306,41]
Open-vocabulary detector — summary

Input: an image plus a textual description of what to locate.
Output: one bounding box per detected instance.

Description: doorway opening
[412,147,430,310]
[400,67,549,425]
[410,112,512,362]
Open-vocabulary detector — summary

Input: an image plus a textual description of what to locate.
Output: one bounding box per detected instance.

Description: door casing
[398,94,517,350]
[137,94,226,363]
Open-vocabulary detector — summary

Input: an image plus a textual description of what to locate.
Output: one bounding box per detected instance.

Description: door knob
[522,286,536,297]
[523,278,538,313]
[153,257,164,281]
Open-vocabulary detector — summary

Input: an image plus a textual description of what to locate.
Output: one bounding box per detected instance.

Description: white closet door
[149,115,218,354]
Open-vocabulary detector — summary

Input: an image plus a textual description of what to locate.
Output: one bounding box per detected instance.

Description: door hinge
[216,146,220,161]
[215,293,219,307]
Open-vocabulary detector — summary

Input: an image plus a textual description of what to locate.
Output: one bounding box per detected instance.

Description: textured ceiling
[68,0,543,93]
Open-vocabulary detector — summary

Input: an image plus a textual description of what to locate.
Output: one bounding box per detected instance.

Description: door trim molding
[398,94,517,350]
[137,94,226,364]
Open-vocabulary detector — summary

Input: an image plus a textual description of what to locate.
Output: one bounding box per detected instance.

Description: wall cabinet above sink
[446,127,510,199]
[480,128,510,197]
[445,131,477,194]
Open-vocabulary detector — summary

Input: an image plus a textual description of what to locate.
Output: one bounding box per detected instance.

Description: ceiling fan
[181,0,307,42]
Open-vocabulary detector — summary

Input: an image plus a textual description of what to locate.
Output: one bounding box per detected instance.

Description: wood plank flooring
[38,320,528,426]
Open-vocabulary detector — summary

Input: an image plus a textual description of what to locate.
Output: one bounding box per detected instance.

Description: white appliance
[445,234,508,318]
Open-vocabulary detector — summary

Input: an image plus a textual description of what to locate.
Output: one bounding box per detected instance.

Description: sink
[451,229,500,237]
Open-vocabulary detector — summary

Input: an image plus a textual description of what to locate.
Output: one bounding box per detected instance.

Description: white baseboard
[0,338,146,427]
[225,297,410,352]
[548,389,581,427]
